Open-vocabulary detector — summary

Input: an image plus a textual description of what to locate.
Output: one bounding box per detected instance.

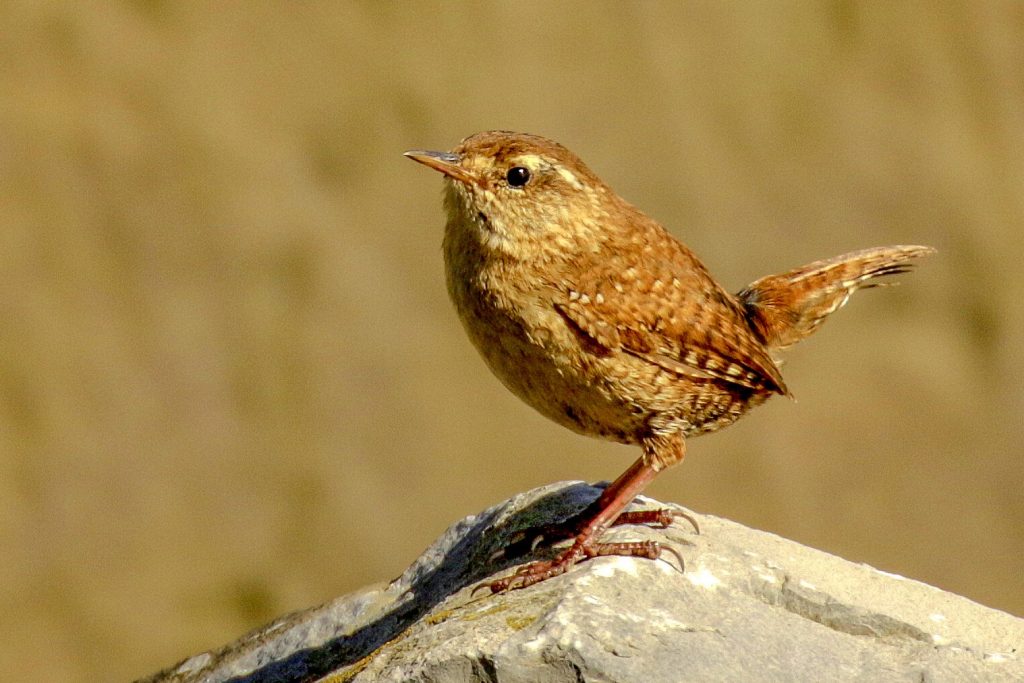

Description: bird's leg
[586,433,699,533]
[485,434,691,593]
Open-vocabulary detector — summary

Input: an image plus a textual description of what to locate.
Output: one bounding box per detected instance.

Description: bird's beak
[404,149,477,185]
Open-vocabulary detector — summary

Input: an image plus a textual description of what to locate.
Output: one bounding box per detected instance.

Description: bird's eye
[506,166,531,187]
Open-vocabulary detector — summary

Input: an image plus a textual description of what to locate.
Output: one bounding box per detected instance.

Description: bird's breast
[442,244,646,443]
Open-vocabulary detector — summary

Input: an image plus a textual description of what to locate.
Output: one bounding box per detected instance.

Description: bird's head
[405,131,617,260]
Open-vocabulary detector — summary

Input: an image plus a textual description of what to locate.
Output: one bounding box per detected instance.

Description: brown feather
[555,206,790,397]
[738,245,936,350]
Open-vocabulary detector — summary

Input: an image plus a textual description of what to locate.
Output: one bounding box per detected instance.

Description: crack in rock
[755,574,933,645]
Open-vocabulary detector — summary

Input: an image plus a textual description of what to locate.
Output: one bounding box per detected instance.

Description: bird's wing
[553,234,789,397]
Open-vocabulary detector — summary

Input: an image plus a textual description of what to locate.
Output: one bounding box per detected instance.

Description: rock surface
[140,482,1023,683]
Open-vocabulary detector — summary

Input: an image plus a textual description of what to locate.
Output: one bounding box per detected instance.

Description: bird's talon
[659,544,687,574]
[673,509,700,535]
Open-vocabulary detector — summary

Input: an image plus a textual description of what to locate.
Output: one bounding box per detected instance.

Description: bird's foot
[493,506,698,565]
[613,508,700,534]
[478,537,687,594]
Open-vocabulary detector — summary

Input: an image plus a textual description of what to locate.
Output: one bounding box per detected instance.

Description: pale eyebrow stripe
[556,166,583,190]
[512,154,584,190]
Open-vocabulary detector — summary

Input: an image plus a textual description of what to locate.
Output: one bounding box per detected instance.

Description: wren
[405,131,934,592]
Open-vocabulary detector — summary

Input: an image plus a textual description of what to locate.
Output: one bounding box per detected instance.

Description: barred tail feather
[738,245,935,350]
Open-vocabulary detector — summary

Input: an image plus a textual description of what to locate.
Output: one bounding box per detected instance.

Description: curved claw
[672,509,700,535]
[657,543,687,574]
[470,581,494,598]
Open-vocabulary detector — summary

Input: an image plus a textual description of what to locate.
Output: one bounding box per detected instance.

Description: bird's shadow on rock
[226,481,603,683]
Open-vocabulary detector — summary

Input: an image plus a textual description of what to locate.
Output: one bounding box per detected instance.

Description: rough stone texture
[140,482,1023,683]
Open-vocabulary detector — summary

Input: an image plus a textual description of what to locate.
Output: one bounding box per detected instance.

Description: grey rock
[139,482,1023,683]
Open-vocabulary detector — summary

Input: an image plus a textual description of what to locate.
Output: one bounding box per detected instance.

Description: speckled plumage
[406,131,934,591]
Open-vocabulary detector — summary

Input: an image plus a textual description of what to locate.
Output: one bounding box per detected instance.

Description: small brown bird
[405,131,934,592]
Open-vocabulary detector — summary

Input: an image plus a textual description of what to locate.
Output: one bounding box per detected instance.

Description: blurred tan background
[1,2,1021,680]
